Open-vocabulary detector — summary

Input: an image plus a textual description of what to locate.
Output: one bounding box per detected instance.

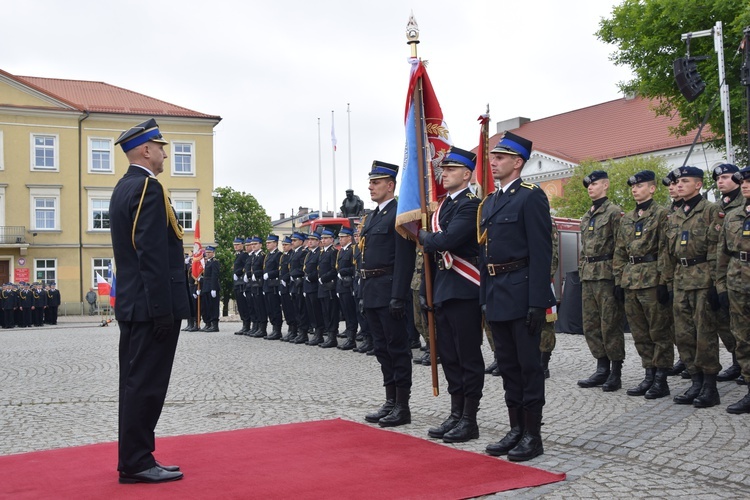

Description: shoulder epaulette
[520,182,538,190]
[466,192,477,199]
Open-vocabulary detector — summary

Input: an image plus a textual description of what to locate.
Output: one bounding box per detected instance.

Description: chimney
[496,117,530,134]
[279,213,286,219]
[298,207,309,216]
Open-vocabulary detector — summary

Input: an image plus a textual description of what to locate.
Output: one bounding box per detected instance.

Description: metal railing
[0,226,27,244]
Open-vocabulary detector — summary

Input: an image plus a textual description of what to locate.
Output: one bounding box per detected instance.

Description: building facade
[0,69,220,311]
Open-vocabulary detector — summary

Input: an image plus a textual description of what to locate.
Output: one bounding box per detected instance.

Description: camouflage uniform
[580,199,625,361]
[714,192,743,356]
[613,201,674,369]
[540,220,559,353]
[716,202,750,385]
[663,197,721,376]
[411,249,427,343]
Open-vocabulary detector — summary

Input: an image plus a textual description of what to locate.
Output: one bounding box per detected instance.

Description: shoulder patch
[520,182,537,190]
[718,212,725,218]
[466,192,477,199]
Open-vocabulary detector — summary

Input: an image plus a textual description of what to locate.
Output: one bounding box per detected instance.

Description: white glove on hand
[243,275,248,283]
[192,294,197,299]
[337,273,342,280]
[303,292,307,297]
[263,273,269,280]
[252,275,257,282]
[305,277,310,282]
[233,274,238,281]
[243,292,246,297]
[281,280,287,287]
[196,290,201,296]
[211,290,216,298]
[318,278,323,284]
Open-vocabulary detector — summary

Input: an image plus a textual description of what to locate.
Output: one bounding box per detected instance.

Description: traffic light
[673,57,706,102]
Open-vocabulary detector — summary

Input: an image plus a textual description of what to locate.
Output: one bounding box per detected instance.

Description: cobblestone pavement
[1,316,749,498]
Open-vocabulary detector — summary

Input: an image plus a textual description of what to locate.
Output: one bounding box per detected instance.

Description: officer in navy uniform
[479,132,554,462]
[242,237,259,335]
[289,232,309,344]
[336,227,359,350]
[247,237,269,338]
[352,228,374,353]
[111,118,188,483]
[317,229,340,348]
[279,236,299,341]
[361,161,416,427]
[200,246,220,332]
[32,282,46,327]
[19,282,33,327]
[419,147,484,443]
[183,254,199,332]
[262,234,284,340]
[46,282,61,325]
[2,283,17,328]
[232,237,251,335]
[303,233,325,345]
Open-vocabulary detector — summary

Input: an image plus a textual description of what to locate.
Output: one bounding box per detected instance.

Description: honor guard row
[1,281,59,328]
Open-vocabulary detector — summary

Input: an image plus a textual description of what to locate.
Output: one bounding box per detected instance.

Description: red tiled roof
[489,96,700,163]
[9,72,219,120]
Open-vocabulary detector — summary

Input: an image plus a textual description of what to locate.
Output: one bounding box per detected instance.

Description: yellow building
[0,68,220,312]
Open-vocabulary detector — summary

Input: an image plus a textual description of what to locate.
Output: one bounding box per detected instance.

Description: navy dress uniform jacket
[317,246,338,294]
[479,178,554,320]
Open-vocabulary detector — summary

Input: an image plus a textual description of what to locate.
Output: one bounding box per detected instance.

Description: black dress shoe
[119,466,183,484]
[155,461,180,472]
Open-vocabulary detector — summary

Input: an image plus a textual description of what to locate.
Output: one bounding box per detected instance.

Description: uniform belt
[679,255,707,267]
[728,250,749,262]
[628,254,658,264]
[436,255,479,270]
[585,254,613,263]
[487,258,528,276]
[360,266,394,279]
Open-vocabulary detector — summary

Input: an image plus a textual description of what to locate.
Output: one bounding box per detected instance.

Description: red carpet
[0,418,564,499]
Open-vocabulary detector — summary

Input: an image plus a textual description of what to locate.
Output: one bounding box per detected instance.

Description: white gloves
[192,294,197,299]
[243,275,248,283]
[337,273,342,280]
[233,274,238,281]
[252,275,257,282]
[196,289,201,296]
[281,280,287,287]
[211,290,216,298]
[263,273,269,280]
[318,278,323,284]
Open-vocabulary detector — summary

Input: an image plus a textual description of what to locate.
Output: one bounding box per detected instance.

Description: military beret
[442,147,477,171]
[369,160,399,180]
[712,163,739,181]
[266,234,279,242]
[732,166,750,184]
[583,170,608,188]
[115,118,168,152]
[673,166,704,180]
[662,170,677,186]
[627,170,656,186]
[491,131,532,161]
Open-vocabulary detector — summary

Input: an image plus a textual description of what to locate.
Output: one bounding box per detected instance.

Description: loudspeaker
[673,57,706,102]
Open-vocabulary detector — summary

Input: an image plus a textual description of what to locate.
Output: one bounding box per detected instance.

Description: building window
[89,138,113,173]
[35,259,56,284]
[92,258,113,287]
[169,190,198,232]
[174,200,194,229]
[172,142,194,175]
[31,134,58,171]
[92,199,110,229]
[29,187,61,231]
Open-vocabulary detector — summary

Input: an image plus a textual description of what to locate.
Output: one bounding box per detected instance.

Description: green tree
[597,0,750,162]
[213,186,272,316]
[551,156,672,217]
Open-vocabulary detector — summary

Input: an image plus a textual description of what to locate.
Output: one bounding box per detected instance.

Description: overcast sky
[4,0,633,221]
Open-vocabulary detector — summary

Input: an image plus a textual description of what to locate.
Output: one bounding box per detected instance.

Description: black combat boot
[484,359,498,375]
[265,324,283,340]
[378,387,411,427]
[319,330,338,348]
[182,319,194,332]
[627,368,656,396]
[251,322,268,338]
[205,321,219,333]
[507,411,544,462]
[234,321,247,335]
[717,354,742,382]
[726,385,750,414]
[602,360,622,392]
[186,319,199,332]
[281,324,297,342]
[668,359,686,376]
[293,329,309,344]
[356,336,373,354]
[541,352,552,379]
[427,393,464,439]
[443,397,480,443]
[365,385,396,423]
[486,407,524,456]
[306,328,324,346]
[693,374,720,408]
[245,322,259,336]
[578,357,610,388]
[674,372,703,404]
[338,330,357,350]
[644,368,670,399]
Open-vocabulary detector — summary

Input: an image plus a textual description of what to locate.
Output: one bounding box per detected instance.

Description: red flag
[191,207,204,280]
[96,273,111,296]
[475,114,493,197]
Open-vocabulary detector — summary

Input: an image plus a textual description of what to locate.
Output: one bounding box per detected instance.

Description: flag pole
[331,110,337,215]
[479,105,492,197]
[318,118,323,217]
[407,13,439,397]
[347,103,352,189]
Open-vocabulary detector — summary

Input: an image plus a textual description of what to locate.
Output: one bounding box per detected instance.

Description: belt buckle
[680,258,688,267]
[437,260,445,271]
[487,264,496,277]
[360,269,367,279]
[628,256,635,264]
[741,251,748,262]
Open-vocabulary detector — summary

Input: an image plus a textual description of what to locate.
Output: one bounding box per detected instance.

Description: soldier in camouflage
[663,172,687,377]
[411,248,431,366]
[540,217,559,378]
[577,170,626,392]
[663,166,722,408]
[613,170,673,399]
[712,164,743,382]
[717,166,750,413]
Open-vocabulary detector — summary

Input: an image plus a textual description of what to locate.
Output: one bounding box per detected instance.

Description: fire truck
[296,213,362,237]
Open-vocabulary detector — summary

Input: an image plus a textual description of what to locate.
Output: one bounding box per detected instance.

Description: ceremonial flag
[192,207,204,280]
[395,58,451,240]
[95,273,110,296]
[475,113,493,197]
[109,273,117,307]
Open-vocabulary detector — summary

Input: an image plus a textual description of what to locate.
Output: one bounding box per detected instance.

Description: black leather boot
[378,387,411,427]
[365,385,396,423]
[486,407,523,456]
[281,324,297,342]
[484,359,498,375]
[668,359,686,376]
[428,393,464,439]
[246,322,259,336]
[234,321,247,335]
[674,372,703,404]
[541,352,552,379]
[182,319,193,332]
[251,322,268,338]
[443,397,480,443]
[644,368,670,399]
[357,337,373,354]
[319,331,338,348]
[338,330,357,350]
[265,324,283,340]
[693,374,720,408]
[726,386,750,414]
[627,368,655,396]
[205,321,219,332]
[293,329,309,344]
[602,360,622,392]
[578,357,610,388]
[186,319,199,332]
[507,411,544,462]
[306,328,324,346]
[717,353,742,382]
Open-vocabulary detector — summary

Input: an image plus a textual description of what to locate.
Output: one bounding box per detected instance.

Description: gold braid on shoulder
[132,177,184,250]
[477,196,488,245]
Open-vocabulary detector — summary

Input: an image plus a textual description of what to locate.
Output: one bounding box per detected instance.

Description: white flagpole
[331,110,337,216]
[318,118,323,217]
[347,103,352,189]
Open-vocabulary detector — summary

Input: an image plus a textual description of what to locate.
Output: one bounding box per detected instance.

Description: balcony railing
[0,226,27,244]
